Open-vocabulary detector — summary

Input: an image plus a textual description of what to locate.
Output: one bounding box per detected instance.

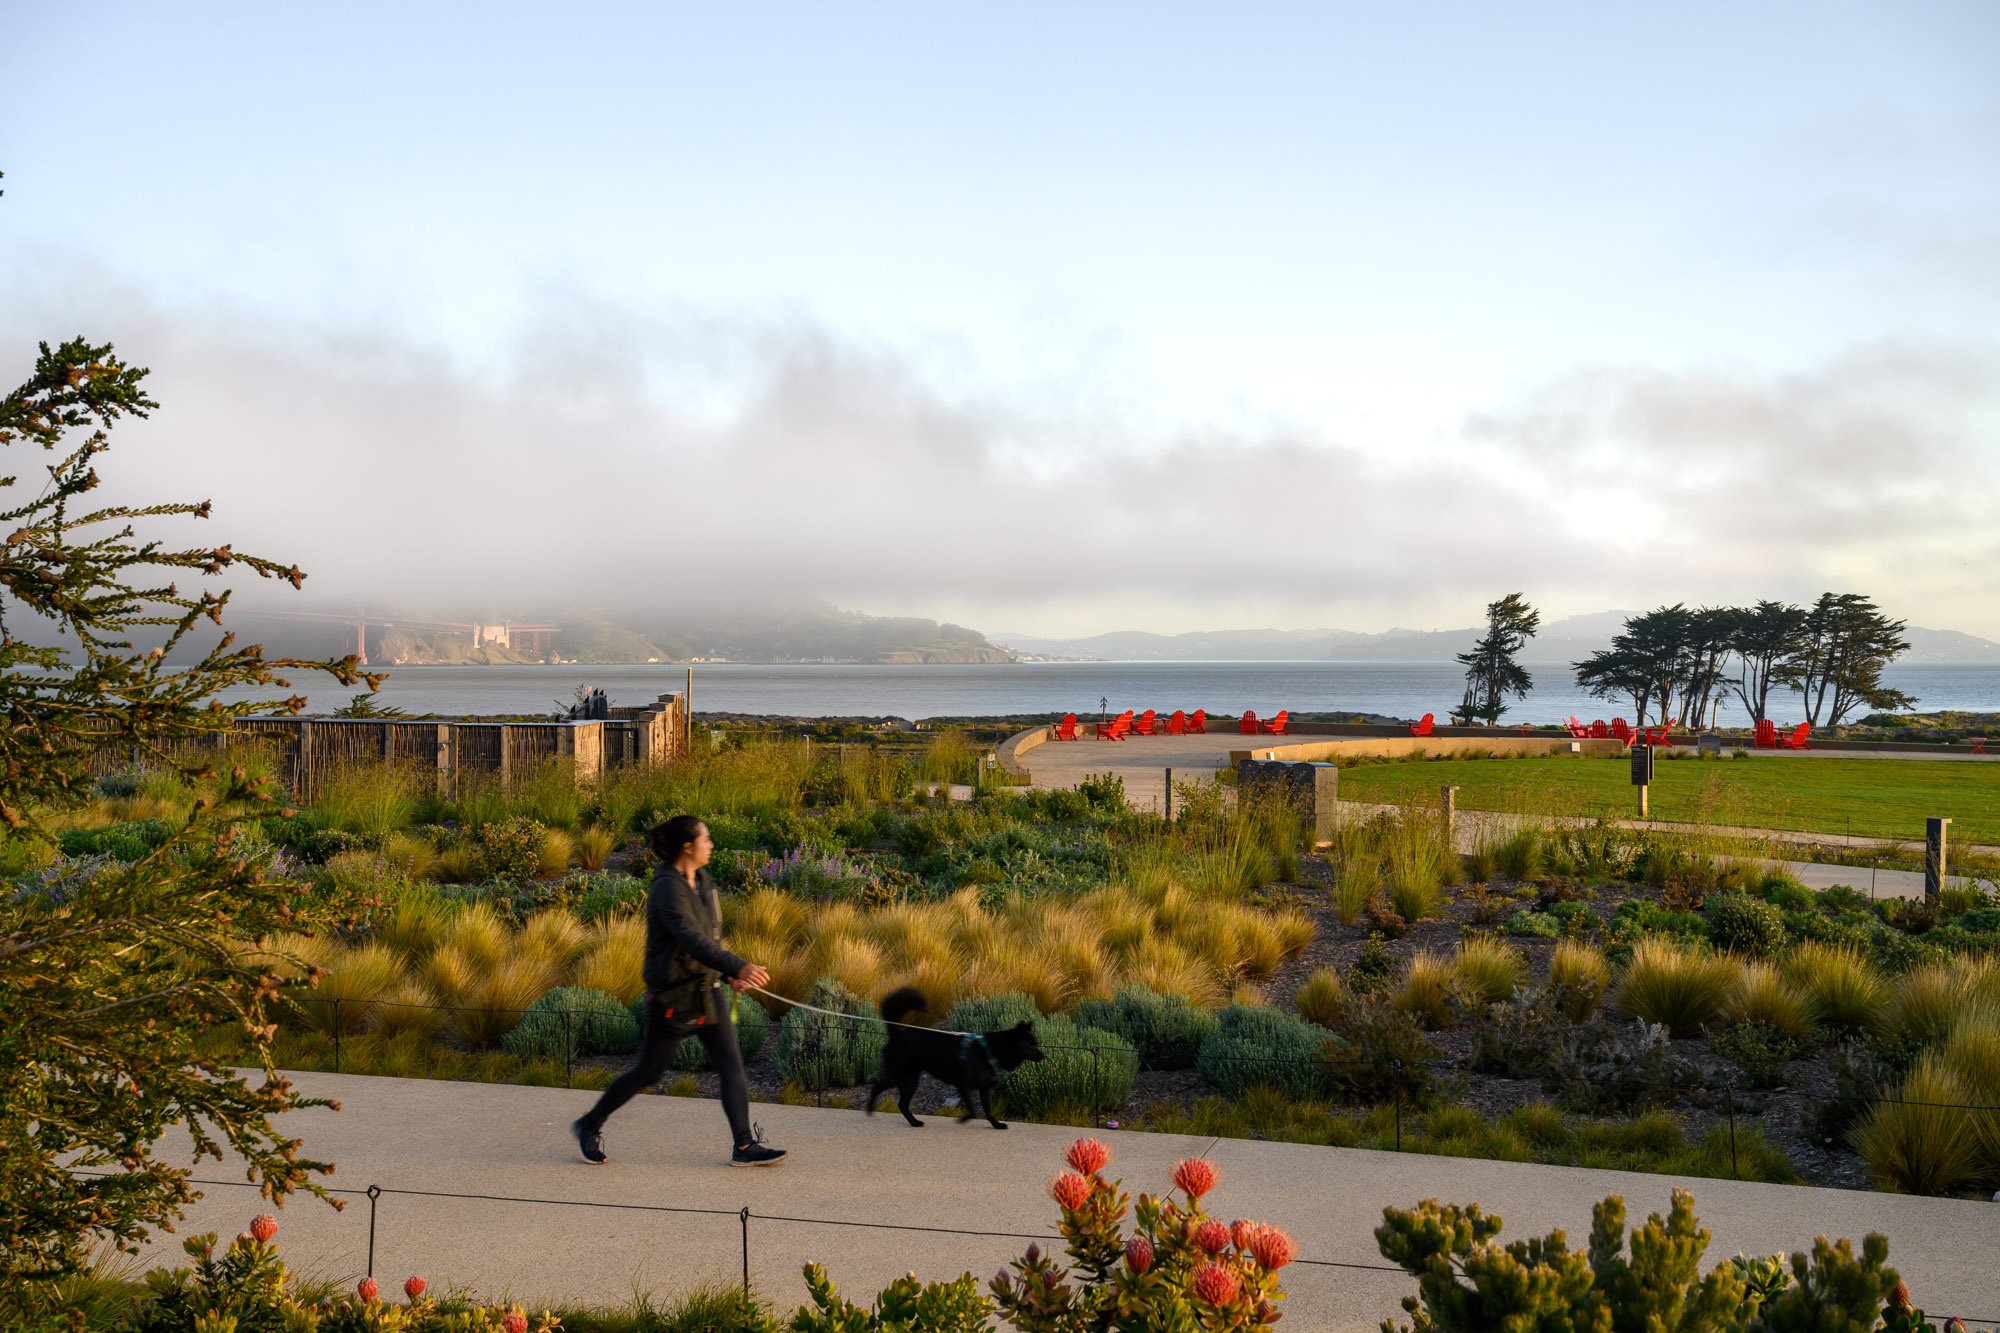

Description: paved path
[139,1072,2000,1326]
[1017,734,1998,899]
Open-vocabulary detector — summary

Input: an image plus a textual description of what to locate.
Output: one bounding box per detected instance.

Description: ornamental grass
[1782,941,1888,1039]
[1724,961,1816,1040]
[1452,936,1525,1006]
[1548,938,1610,1021]
[1610,939,1739,1039]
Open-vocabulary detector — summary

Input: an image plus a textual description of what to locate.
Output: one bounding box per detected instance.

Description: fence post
[1925,817,1951,904]
[1091,1045,1102,1129]
[365,1184,380,1278]
[740,1206,751,1297]
[1725,1083,1739,1179]
[563,1008,574,1088]
[332,999,342,1074]
[1163,769,1172,821]
[1393,1060,1404,1150]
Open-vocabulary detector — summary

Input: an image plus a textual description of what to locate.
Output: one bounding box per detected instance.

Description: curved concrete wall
[997,724,1052,776]
[1231,735,1627,763]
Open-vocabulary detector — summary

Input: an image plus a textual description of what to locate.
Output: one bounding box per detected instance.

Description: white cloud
[6,276,1995,638]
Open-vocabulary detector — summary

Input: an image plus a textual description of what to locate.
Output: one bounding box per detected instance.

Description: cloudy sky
[3,3,1996,638]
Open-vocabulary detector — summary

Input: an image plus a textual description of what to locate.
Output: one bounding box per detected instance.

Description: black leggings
[584,988,753,1147]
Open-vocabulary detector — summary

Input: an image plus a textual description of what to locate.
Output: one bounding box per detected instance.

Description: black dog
[866,987,1044,1129]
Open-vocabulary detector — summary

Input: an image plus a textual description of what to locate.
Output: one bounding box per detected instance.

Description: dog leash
[745,982,976,1038]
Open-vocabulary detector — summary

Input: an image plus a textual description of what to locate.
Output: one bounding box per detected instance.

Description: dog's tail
[881,986,927,1026]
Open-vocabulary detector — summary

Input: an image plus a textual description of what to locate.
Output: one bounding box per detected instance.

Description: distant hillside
[993,614,2000,666]
[221,605,1011,665]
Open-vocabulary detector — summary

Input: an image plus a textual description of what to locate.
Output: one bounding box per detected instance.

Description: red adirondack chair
[1259,709,1291,735]
[1588,720,1610,739]
[1564,716,1589,738]
[1188,709,1208,734]
[1752,719,1779,748]
[1097,710,1133,741]
[1971,738,1989,755]
[1131,709,1159,736]
[1408,713,1435,737]
[1239,710,1259,734]
[1050,714,1080,741]
[1641,723,1676,748]
[1165,709,1188,735]
[1610,718,1634,745]
[1777,722,1811,750]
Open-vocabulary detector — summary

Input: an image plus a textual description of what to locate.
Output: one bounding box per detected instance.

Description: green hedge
[1073,986,1218,1070]
[502,987,639,1062]
[1195,1003,1333,1099]
[772,979,885,1090]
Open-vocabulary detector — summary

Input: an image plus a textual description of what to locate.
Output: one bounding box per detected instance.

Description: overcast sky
[3,3,1996,638]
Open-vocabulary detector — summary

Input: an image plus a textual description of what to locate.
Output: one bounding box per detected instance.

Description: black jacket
[642,865,747,996]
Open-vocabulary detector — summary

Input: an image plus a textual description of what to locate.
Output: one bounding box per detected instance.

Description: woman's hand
[734,963,771,990]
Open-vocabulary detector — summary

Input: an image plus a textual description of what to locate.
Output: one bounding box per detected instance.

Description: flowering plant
[989,1139,1290,1331]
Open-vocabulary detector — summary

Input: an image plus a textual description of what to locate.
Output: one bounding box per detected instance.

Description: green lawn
[1333,753,2000,846]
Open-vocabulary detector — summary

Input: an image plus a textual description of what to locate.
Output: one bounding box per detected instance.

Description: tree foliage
[1574,596,1914,728]
[1,318,374,1321]
[1455,594,1539,726]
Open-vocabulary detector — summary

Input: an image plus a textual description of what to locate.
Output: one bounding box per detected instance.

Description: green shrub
[1756,872,1815,912]
[773,978,886,1090]
[1609,899,1708,946]
[1196,1003,1332,1100]
[666,992,771,1070]
[471,818,550,882]
[1708,1020,1803,1089]
[1504,909,1559,938]
[1706,893,1787,958]
[576,871,649,921]
[503,987,640,1062]
[1543,1019,1702,1114]
[1327,995,1439,1105]
[1072,985,1219,1070]
[1376,1189,1905,1331]
[56,818,176,862]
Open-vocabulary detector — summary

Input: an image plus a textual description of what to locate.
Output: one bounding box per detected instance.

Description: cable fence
[70,1169,2000,1327]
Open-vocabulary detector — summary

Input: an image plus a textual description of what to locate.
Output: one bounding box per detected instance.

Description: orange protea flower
[1191,1262,1240,1306]
[1065,1137,1111,1175]
[1194,1220,1231,1256]
[1890,1281,1912,1311]
[1125,1235,1154,1274]
[250,1214,278,1244]
[1172,1157,1220,1199]
[1251,1226,1296,1271]
[357,1277,379,1303]
[1049,1171,1093,1211]
[404,1275,427,1300]
[1230,1218,1260,1251]
[502,1313,528,1333]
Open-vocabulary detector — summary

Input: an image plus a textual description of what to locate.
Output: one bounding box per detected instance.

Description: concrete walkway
[138,1072,2000,1326]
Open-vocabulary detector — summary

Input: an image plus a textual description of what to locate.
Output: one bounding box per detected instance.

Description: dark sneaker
[572,1117,606,1165]
[730,1124,787,1167]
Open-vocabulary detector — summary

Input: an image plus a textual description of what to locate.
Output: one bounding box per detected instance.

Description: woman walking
[572,815,787,1167]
